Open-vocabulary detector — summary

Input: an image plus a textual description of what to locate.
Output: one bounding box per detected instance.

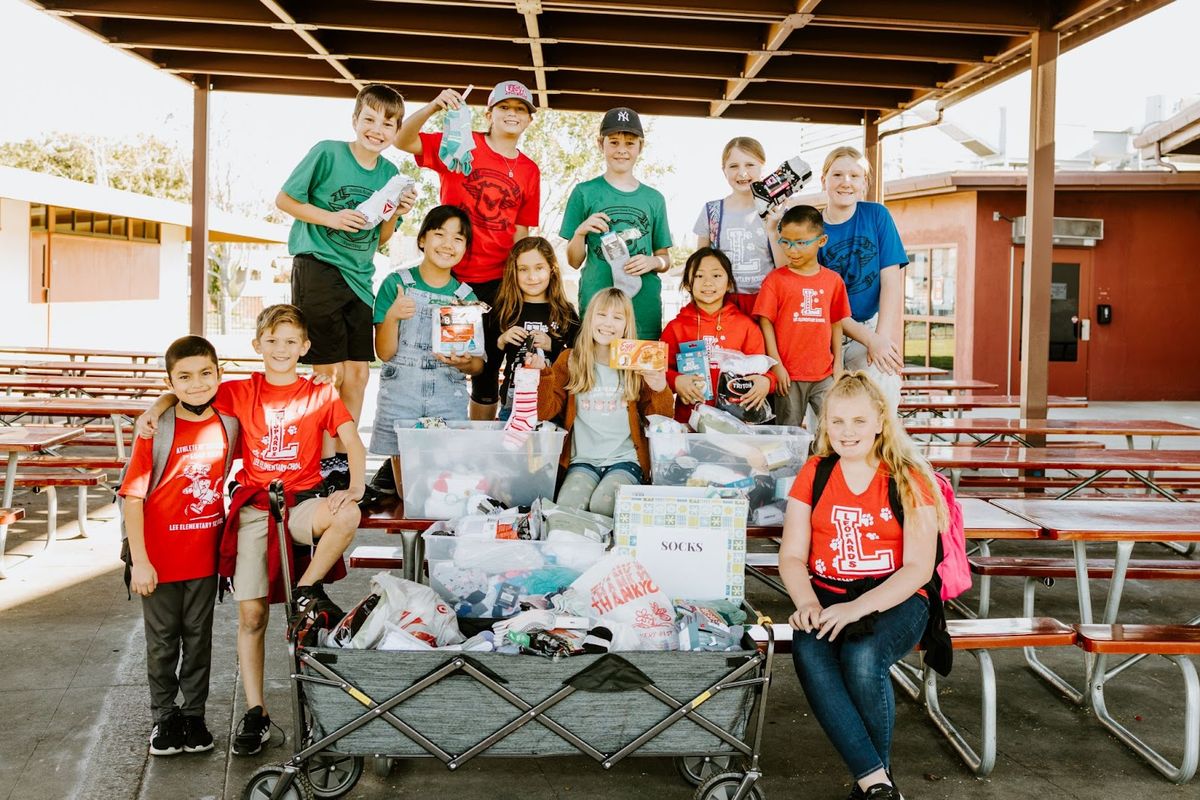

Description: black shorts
[290,255,375,365]
[468,277,503,404]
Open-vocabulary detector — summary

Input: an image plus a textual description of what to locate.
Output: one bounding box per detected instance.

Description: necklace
[698,305,723,337]
[487,134,519,178]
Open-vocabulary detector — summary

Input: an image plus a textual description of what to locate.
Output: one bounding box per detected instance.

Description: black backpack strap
[810,454,839,509]
[886,475,905,526]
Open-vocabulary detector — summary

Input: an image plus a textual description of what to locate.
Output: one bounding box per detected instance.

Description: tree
[0,132,190,201]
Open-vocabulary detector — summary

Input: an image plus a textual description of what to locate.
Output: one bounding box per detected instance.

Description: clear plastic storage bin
[422,528,606,618]
[395,421,567,519]
[647,425,812,526]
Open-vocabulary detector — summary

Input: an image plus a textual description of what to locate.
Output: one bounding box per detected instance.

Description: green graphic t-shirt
[559,176,673,339]
[281,140,400,307]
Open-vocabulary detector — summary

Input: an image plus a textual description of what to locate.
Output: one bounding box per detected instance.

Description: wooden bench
[978,440,1106,449]
[2,454,127,470]
[957,475,1200,493]
[12,469,107,541]
[1075,624,1200,783]
[751,617,1077,777]
[0,508,25,526]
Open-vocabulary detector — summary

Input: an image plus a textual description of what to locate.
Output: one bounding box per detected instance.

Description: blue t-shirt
[818,201,907,322]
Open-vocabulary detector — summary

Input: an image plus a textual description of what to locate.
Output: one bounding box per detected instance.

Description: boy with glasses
[753,205,851,426]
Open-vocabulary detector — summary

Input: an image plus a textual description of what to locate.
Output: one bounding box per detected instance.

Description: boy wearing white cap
[395,81,542,421]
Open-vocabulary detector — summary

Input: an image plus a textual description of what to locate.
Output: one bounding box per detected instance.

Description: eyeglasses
[776,234,824,250]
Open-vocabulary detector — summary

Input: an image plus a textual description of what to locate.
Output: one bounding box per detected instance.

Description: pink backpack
[811,456,971,601]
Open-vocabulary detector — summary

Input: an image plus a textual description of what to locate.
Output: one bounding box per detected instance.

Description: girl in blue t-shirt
[817,147,908,407]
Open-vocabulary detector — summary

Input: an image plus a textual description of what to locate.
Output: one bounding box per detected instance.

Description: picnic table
[0,345,261,365]
[0,358,260,377]
[0,374,166,397]
[898,394,1087,417]
[0,425,85,577]
[923,445,1200,500]
[904,417,1200,449]
[901,365,949,377]
[900,378,999,394]
[0,396,151,459]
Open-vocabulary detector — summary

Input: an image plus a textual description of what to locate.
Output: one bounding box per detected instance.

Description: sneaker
[862,783,901,800]
[323,469,351,493]
[149,710,185,756]
[233,706,271,756]
[369,460,397,496]
[182,715,214,753]
[288,583,346,645]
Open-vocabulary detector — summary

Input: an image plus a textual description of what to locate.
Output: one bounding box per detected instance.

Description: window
[903,245,957,372]
[31,205,161,242]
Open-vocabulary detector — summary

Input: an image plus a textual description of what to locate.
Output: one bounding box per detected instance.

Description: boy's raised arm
[276,191,367,234]
[135,392,177,438]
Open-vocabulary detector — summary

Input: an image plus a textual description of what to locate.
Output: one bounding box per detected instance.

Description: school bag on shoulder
[705,200,724,246]
[116,407,239,597]
[810,454,970,602]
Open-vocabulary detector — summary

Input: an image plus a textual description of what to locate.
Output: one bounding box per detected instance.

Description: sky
[1,0,1197,244]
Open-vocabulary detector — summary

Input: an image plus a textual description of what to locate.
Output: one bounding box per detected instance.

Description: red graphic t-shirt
[789,456,935,583]
[119,415,229,583]
[753,267,851,381]
[214,374,353,493]
[417,131,541,285]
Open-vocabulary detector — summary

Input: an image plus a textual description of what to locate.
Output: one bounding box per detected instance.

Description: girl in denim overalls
[370,206,484,482]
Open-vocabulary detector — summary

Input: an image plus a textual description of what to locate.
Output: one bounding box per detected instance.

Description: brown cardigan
[537,349,675,477]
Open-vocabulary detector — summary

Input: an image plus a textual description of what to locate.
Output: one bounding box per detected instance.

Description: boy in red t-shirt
[754,205,851,427]
[394,80,541,422]
[138,305,365,757]
[120,335,235,757]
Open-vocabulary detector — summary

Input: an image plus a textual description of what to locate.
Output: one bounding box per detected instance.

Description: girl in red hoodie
[661,247,774,424]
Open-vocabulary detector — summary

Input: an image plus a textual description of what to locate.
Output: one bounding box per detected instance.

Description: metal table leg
[0,453,18,579]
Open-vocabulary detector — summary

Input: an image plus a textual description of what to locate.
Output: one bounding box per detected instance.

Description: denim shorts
[565,460,644,483]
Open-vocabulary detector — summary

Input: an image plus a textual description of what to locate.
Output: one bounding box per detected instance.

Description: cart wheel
[694,772,764,800]
[303,752,363,798]
[242,765,313,800]
[371,756,393,778]
[675,756,735,786]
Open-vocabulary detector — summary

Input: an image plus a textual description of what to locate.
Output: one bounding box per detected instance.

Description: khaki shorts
[233,497,323,601]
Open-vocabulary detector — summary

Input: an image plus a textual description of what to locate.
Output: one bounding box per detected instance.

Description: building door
[1010,248,1093,397]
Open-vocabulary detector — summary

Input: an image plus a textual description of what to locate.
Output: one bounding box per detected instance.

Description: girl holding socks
[694,137,785,315]
[487,236,580,421]
[530,288,672,517]
[661,247,773,424]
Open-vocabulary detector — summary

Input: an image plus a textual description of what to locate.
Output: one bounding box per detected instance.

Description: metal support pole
[190,77,210,336]
[1019,30,1058,422]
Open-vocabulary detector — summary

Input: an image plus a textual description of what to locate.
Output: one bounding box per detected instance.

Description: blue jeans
[557,461,643,517]
[791,592,928,780]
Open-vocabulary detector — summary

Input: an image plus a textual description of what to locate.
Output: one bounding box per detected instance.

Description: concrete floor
[1,400,1197,800]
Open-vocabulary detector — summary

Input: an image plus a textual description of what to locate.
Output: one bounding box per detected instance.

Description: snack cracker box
[432,304,486,357]
[609,339,667,371]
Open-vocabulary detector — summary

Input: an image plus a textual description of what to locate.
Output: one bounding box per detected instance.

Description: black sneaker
[863,783,901,800]
[182,715,214,753]
[323,469,351,493]
[233,706,271,756]
[369,459,397,496]
[288,583,346,645]
[149,710,185,756]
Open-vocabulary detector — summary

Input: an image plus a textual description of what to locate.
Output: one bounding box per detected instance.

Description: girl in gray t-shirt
[693,137,785,315]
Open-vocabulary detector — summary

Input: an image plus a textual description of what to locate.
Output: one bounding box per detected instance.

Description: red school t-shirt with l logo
[789,456,934,583]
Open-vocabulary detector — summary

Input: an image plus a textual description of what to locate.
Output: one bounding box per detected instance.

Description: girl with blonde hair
[818,147,908,409]
[531,288,673,516]
[779,371,947,800]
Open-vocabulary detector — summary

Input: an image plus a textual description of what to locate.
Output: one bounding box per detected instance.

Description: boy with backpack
[119,335,238,756]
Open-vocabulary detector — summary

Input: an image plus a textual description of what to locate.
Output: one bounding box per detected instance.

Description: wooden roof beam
[381,0,799,24]
[712,0,821,118]
[256,0,361,91]
[94,18,313,56]
[761,53,949,90]
[39,0,276,25]
[808,0,1043,33]
[516,0,550,110]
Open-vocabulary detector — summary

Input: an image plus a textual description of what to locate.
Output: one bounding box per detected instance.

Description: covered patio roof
[29,0,1173,125]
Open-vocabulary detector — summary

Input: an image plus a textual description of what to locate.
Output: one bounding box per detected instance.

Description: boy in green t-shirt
[276,84,417,492]
[560,107,673,339]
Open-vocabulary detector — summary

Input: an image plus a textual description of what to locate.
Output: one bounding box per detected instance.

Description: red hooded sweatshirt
[661,301,775,424]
